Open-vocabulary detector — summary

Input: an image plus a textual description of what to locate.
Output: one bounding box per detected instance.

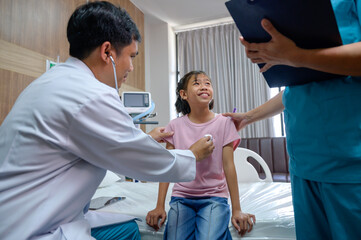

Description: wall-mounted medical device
[122,91,152,114]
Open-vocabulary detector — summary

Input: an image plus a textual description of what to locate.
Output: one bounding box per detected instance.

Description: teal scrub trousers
[91,220,140,240]
[291,174,361,240]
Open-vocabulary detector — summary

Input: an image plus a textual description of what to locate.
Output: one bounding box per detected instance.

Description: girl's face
[180,73,213,108]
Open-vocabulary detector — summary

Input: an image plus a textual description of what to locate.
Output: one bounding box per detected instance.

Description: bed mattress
[92,181,295,239]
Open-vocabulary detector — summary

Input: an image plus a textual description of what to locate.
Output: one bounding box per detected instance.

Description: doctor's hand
[148,127,174,143]
[146,207,167,231]
[189,136,215,162]
[241,18,300,72]
[222,112,251,132]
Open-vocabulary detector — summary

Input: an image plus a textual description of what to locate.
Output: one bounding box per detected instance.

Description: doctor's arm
[241,19,361,76]
[223,90,284,132]
[149,127,214,161]
[67,96,212,183]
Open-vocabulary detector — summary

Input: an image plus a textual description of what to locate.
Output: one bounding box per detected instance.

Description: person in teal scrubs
[224,0,361,239]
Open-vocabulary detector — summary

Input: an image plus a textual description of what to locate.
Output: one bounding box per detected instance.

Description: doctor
[224,0,361,239]
[0,1,214,240]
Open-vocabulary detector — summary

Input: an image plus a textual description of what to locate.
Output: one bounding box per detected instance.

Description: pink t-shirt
[164,114,240,198]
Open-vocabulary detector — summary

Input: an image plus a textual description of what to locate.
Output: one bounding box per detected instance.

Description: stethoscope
[109,55,118,91]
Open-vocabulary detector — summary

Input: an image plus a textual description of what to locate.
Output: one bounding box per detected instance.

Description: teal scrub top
[283,0,361,183]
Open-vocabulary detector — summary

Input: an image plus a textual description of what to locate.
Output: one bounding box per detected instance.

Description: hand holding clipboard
[240,18,300,73]
[225,0,344,87]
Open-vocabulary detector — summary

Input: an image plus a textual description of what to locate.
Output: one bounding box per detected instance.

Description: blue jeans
[91,220,140,240]
[164,196,231,240]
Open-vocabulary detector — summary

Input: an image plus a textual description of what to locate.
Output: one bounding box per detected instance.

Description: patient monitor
[122,91,156,124]
[122,91,151,114]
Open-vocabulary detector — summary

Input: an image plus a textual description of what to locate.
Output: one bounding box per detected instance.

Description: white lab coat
[0,57,196,240]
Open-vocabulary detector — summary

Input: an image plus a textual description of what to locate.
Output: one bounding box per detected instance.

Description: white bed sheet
[92,181,295,240]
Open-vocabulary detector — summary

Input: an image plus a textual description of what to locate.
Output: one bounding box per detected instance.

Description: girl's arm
[223,143,256,236]
[145,142,173,231]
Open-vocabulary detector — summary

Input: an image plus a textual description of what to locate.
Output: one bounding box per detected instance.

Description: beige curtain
[177,23,275,138]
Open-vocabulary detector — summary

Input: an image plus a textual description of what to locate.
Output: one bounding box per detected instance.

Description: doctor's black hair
[67,1,141,59]
[175,70,214,115]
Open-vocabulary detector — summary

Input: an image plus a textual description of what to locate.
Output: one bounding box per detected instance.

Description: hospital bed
[91,148,296,239]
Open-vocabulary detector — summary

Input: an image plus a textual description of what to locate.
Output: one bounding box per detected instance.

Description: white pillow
[99,171,122,188]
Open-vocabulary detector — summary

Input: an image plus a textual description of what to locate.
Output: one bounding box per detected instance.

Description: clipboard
[225,0,344,87]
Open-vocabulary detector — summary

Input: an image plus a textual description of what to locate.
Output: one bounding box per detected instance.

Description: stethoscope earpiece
[109,55,115,65]
[107,54,118,91]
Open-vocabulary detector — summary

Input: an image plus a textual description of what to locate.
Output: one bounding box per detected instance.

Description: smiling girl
[146,70,255,239]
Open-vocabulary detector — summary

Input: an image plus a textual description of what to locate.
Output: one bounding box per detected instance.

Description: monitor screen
[123,92,150,108]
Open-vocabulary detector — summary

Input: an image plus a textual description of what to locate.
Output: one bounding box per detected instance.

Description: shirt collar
[65,57,95,78]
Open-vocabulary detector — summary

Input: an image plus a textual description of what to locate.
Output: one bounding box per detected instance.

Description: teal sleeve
[357,0,361,26]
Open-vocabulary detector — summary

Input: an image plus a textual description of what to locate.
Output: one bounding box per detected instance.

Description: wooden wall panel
[107,0,145,92]
[0,0,145,124]
[0,39,56,77]
[0,0,85,61]
[0,69,34,123]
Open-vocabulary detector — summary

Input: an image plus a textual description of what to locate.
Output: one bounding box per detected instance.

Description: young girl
[146,71,255,239]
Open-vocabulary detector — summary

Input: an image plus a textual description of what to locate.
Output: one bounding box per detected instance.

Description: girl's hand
[231,211,256,236]
[146,207,167,231]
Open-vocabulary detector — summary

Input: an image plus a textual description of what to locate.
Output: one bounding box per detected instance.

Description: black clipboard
[225,0,344,87]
